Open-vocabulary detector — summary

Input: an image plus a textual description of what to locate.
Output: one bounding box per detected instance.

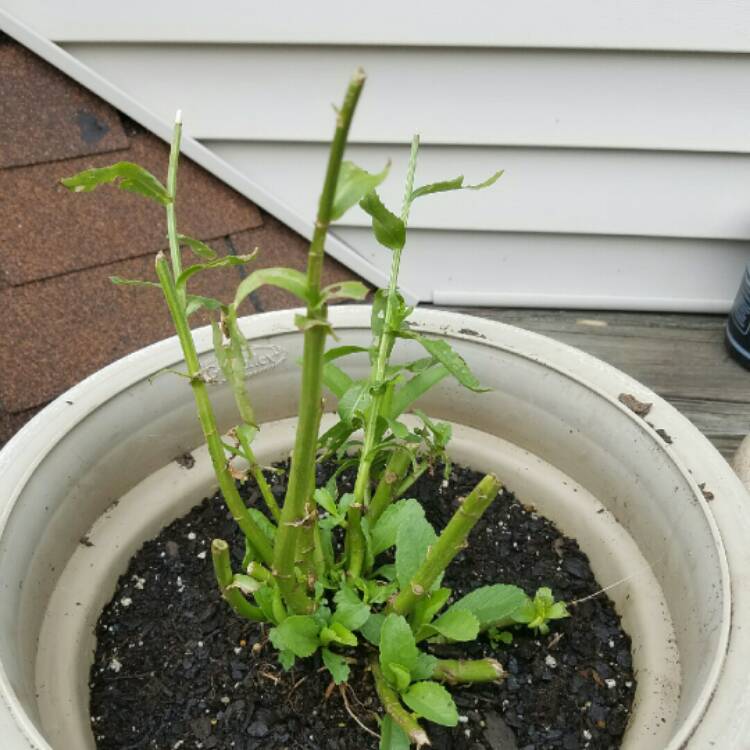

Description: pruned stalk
[368,446,412,524]
[370,656,430,748]
[346,135,421,577]
[273,69,366,613]
[247,561,272,583]
[212,539,265,622]
[155,255,273,565]
[166,112,184,304]
[432,658,505,685]
[389,474,501,616]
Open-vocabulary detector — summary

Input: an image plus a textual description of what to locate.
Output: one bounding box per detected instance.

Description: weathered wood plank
[443,307,750,459]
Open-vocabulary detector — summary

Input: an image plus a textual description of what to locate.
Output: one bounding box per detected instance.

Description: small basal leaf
[387,663,412,693]
[359,190,406,251]
[322,648,350,685]
[278,650,296,670]
[320,623,358,648]
[380,715,410,750]
[395,514,436,590]
[410,170,503,202]
[445,584,529,629]
[421,609,480,642]
[332,585,371,631]
[402,681,458,726]
[269,615,320,658]
[61,162,172,205]
[314,487,339,517]
[332,160,390,221]
[361,613,386,646]
[411,651,439,681]
[177,234,218,259]
[412,587,452,631]
[379,614,418,680]
[371,499,425,556]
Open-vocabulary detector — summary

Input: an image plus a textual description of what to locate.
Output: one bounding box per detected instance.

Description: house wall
[4,1,750,310]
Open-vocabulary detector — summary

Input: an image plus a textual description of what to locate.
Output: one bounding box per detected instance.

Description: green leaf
[332,160,390,221]
[380,716,410,750]
[254,585,278,624]
[359,190,406,251]
[110,276,160,289]
[411,652,439,681]
[332,585,371,631]
[176,252,256,292]
[294,314,335,336]
[409,335,488,393]
[323,345,370,363]
[372,499,425,556]
[61,162,172,205]
[338,381,372,423]
[227,574,262,596]
[322,280,370,302]
[322,362,353,400]
[420,609,480,642]
[445,584,529,629]
[278,650,296,670]
[412,587,452,631]
[395,515,436,590]
[268,615,320,657]
[410,170,503,202]
[389,364,450,418]
[379,614,418,685]
[320,622,358,648]
[314,487,340,517]
[233,267,310,309]
[248,508,276,543]
[361,612,386,646]
[402,681,458,726]
[388,663,412,692]
[322,648,350,684]
[177,234,218,260]
[186,294,223,316]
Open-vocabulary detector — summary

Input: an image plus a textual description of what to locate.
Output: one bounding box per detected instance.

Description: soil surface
[90,461,636,749]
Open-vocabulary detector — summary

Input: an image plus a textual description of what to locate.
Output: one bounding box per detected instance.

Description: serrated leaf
[332,160,390,221]
[253,585,278,624]
[338,381,372,423]
[408,335,488,393]
[359,190,406,251]
[332,585,371,631]
[177,234,218,259]
[233,267,310,309]
[61,162,172,204]
[320,622,358,648]
[380,614,418,684]
[322,648,350,684]
[411,652,439,681]
[421,609,479,642]
[372,499,425,556]
[410,170,503,202]
[269,615,320,658]
[395,515,436,589]
[361,612,386,646]
[412,588,452,631]
[278,650,296,670]
[322,280,370,302]
[402,681,458,726]
[446,584,528,629]
[380,715,410,750]
[314,487,339,517]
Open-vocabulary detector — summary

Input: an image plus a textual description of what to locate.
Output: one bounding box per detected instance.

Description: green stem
[389,474,501,617]
[370,657,430,748]
[273,69,365,613]
[211,539,265,621]
[368,446,412,524]
[236,428,281,522]
[155,255,273,565]
[166,112,184,304]
[346,135,421,577]
[432,658,505,685]
[247,561,272,583]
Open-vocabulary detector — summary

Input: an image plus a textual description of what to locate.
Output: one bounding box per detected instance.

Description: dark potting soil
[89,461,636,750]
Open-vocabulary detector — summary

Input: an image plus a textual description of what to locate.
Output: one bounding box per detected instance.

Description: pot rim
[0,305,741,749]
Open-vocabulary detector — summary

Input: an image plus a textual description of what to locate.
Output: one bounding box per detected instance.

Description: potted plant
[2,70,750,750]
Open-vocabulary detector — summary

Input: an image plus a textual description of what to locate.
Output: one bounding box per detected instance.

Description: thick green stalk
[432,658,505,685]
[166,112,184,303]
[389,474,501,616]
[273,69,366,613]
[211,539,265,621]
[155,255,273,565]
[370,657,430,748]
[368,446,412,524]
[346,135,421,577]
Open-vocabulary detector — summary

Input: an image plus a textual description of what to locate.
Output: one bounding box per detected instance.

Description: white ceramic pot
[1,306,748,749]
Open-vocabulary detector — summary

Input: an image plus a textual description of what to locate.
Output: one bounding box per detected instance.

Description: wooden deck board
[442,307,750,460]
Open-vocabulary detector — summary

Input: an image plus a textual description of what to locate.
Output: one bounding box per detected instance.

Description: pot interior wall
[0,309,727,749]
